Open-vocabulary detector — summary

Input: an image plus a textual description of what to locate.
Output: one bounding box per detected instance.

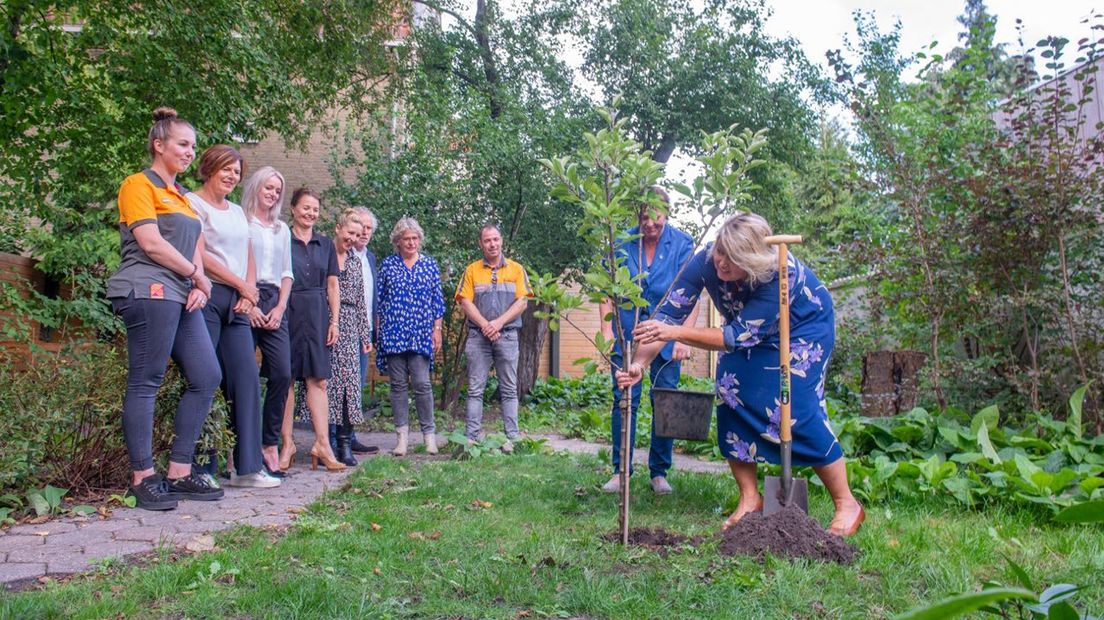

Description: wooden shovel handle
[765,234,803,245]
[776,240,792,443]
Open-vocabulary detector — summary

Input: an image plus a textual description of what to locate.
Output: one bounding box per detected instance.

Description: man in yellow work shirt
[455,224,533,453]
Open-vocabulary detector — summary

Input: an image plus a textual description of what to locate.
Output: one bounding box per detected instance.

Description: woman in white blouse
[241,166,296,474]
[188,145,280,488]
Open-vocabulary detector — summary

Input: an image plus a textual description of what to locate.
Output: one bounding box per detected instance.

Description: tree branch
[412,0,478,39]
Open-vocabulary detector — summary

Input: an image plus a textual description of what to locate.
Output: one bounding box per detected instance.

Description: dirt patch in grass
[603,527,703,556]
[717,505,858,564]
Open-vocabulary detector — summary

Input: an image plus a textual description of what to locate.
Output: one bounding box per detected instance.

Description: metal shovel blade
[763,473,809,516]
[764,440,808,516]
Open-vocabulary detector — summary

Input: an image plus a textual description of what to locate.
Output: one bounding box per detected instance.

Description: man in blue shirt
[598,186,699,495]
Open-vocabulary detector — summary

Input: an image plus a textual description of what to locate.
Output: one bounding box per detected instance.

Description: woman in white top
[241,166,296,474]
[188,145,279,489]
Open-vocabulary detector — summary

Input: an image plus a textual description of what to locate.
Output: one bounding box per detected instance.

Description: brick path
[0,430,724,589]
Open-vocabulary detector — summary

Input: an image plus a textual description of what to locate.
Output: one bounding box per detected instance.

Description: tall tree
[562,0,824,224]
[330,0,592,405]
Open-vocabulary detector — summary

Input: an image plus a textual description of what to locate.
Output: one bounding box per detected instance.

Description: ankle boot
[393,425,409,456]
[424,433,438,455]
[336,425,357,467]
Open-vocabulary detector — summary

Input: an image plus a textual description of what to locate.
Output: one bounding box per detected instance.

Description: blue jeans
[609,352,680,479]
[112,293,221,472]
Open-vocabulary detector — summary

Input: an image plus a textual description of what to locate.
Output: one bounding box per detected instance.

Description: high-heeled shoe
[309,445,347,472]
[278,442,297,471]
[828,505,865,537]
[721,497,765,531]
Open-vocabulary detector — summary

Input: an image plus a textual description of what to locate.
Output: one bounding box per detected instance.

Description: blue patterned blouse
[376,253,446,371]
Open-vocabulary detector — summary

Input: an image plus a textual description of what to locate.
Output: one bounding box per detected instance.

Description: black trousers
[253,283,292,446]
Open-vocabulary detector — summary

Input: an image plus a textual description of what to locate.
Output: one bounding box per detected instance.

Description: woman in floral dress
[295,210,371,466]
[618,212,865,536]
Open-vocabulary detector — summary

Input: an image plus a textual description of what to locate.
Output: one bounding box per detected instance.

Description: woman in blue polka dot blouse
[376,216,446,456]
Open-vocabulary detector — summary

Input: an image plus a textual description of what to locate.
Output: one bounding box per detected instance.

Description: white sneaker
[229,470,282,488]
[601,475,621,493]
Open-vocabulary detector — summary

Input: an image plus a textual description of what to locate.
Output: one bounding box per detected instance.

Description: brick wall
[546,284,717,381]
[0,253,72,368]
[239,107,367,202]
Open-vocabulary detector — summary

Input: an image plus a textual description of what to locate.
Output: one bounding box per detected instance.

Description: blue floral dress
[656,244,842,467]
[376,253,446,373]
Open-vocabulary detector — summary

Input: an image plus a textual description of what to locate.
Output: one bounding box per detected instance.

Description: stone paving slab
[1,427,724,589]
[0,562,46,584]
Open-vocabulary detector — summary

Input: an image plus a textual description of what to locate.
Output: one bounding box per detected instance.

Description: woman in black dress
[283,187,345,472]
[295,209,370,466]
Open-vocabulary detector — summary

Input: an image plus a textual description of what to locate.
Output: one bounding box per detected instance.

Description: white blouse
[249,218,294,285]
[187,193,251,281]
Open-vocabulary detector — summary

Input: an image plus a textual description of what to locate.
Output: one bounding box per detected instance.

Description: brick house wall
[540,286,717,381]
[0,253,73,368]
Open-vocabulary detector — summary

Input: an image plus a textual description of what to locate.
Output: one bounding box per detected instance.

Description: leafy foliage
[0,0,396,337]
[827,10,1104,422]
[894,555,1096,620]
[562,0,824,224]
[0,344,233,497]
[328,0,592,406]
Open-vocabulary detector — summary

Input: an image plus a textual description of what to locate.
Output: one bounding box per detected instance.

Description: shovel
[763,234,809,516]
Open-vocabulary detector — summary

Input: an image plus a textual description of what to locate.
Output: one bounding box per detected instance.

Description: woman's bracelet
[187,263,198,278]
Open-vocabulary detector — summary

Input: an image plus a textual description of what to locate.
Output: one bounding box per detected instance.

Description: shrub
[0,343,232,497]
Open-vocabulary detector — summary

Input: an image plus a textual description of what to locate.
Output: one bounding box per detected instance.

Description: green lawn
[2,452,1101,619]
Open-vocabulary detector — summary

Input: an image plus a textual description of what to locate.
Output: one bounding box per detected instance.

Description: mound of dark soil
[603,527,702,555]
[717,505,858,564]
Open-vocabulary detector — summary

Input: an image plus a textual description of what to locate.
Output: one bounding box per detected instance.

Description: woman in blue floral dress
[376,216,446,456]
[618,213,864,536]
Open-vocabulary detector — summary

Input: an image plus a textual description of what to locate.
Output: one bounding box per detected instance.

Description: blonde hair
[390,216,425,249]
[713,212,777,286]
[241,166,286,226]
[147,107,195,159]
[336,208,363,231]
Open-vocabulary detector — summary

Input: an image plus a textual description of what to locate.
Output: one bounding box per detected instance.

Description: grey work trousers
[388,352,436,433]
[464,329,520,440]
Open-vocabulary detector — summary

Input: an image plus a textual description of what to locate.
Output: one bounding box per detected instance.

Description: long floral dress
[295,253,371,425]
[656,244,842,466]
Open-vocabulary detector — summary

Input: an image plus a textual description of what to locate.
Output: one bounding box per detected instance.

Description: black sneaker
[166,471,225,501]
[127,473,178,511]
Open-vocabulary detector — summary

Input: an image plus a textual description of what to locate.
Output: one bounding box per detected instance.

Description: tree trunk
[516,302,549,401]
[651,134,677,163]
[860,350,927,416]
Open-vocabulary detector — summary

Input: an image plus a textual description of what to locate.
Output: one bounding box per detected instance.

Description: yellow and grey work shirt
[455,257,533,330]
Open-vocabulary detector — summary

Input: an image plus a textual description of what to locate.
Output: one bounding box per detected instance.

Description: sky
[764,1,1099,72]
[442,0,1102,209]
[672,0,1102,200]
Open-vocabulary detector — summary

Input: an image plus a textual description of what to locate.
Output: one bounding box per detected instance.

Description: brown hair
[196,144,245,183]
[147,107,196,159]
[290,187,321,207]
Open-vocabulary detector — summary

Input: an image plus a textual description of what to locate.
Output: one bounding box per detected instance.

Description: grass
[2,452,1101,619]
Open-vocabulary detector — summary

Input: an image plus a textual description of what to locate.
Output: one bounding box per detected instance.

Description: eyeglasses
[491,267,498,286]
